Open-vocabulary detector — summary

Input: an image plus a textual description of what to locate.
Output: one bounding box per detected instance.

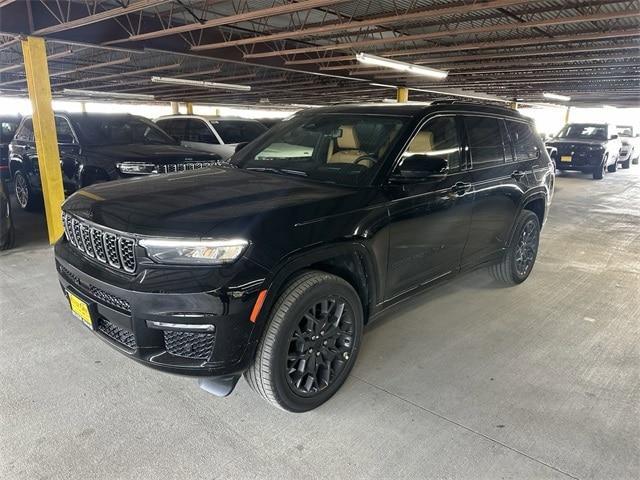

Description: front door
[385,115,474,300]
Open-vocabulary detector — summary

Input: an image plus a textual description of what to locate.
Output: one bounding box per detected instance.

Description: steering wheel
[354,155,377,166]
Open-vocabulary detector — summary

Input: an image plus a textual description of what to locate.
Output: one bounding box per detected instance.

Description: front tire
[607,158,617,173]
[593,158,605,180]
[245,271,364,412]
[621,158,630,169]
[14,170,38,211]
[490,210,540,285]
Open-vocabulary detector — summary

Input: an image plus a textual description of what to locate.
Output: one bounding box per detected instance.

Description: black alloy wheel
[513,218,539,278]
[286,296,355,396]
[245,271,363,412]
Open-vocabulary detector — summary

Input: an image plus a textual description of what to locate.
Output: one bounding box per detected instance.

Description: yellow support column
[509,100,518,110]
[22,36,65,244]
[396,87,409,103]
[186,102,194,114]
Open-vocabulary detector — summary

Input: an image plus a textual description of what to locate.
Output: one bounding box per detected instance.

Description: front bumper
[55,246,263,378]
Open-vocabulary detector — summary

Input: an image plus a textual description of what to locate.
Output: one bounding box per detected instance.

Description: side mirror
[235,142,249,153]
[392,154,448,181]
[610,134,618,140]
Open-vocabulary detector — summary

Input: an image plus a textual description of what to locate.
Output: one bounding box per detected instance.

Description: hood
[63,166,369,238]
[84,144,220,163]
[546,138,607,147]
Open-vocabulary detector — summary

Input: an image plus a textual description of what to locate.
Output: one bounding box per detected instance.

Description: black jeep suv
[545,123,621,180]
[55,103,554,412]
[9,113,220,211]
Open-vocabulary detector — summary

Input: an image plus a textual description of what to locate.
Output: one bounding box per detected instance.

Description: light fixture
[62,88,155,101]
[357,53,448,79]
[543,92,571,102]
[151,76,251,92]
[369,82,398,89]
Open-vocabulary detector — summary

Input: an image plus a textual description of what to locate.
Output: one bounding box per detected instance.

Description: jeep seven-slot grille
[156,162,216,174]
[62,212,136,273]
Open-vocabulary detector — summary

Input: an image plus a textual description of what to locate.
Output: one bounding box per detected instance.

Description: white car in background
[155,115,268,160]
[616,125,639,168]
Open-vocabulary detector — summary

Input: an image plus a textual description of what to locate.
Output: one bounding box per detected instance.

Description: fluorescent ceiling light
[151,76,251,92]
[357,53,448,79]
[369,82,398,89]
[543,92,571,102]
[62,88,155,101]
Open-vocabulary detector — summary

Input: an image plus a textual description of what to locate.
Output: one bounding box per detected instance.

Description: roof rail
[429,98,512,107]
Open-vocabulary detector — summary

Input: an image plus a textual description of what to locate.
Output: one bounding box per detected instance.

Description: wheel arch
[506,189,548,247]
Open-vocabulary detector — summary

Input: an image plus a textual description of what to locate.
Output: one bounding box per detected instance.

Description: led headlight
[139,238,248,265]
[117,162,157,175]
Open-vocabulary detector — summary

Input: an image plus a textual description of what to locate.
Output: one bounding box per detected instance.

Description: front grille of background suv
[155,162,216,174]
[62,212,137,273]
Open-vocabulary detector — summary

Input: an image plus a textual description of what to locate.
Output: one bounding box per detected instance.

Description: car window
[463,116,505,168]
[74,115,176,146]
[54,117,76,144]
[232,113,407,187]
[617,126,633,137]
[556,124,607,141]
[211,120,267,144]
[1,120,19,143]
[15,118,34,142]
[156,118,188,142]
[187,119,218,144]
[506,120,540,161]
[401,116,462,172]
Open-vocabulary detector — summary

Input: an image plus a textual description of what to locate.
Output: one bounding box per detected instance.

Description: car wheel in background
[245,271,364,412]
[490,210,540,285]
[607,157,617,173]
[620,158,631,169]
[14,170,38,211]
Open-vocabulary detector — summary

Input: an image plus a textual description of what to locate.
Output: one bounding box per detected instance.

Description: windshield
[231,113,408,187]
[75,115,177,146]
[617,126,633,137]
[211,120,267,144]
[555,124,607,141]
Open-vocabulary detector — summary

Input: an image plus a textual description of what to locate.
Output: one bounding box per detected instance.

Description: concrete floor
[1,168,639,480]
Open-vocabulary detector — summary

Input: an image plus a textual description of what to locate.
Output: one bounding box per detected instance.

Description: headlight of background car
[139,238,248,265]
[587,145,605,151]
[117,162,157,175]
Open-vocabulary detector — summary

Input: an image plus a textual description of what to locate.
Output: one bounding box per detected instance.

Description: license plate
[560,155,572,163]
[68,291,93,329]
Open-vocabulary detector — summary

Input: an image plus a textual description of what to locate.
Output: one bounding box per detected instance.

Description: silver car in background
[155,115,268,160]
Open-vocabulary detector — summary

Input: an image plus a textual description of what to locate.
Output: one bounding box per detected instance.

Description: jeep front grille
[156,162,215,174]
[62,212,137,273]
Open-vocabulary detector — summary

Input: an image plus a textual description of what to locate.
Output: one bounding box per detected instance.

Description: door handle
[451,182,471,195]
[511,170,525,180]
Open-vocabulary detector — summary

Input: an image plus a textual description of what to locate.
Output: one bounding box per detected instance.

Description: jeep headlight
[117,162,157,175]
[139,238,248,265]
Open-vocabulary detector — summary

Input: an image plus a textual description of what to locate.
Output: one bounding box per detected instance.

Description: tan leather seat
[328,126,371,167]
[405,131,434,155]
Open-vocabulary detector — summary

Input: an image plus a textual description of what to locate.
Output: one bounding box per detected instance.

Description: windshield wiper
[245,167,307,177]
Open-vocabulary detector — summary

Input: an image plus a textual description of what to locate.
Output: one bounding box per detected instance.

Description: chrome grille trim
[62,212,137,274]
[156,162,215,174]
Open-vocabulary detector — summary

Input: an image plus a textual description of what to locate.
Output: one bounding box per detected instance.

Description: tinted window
[212,120,267,144]
[464,116,505,168]
[55,117,76,144]
[74,115,176,146]
[15,118,33,142]
[506,121,540,161]
[156,118,188,141]
[402,116,461,172]
[186,119,218,144]
[0,120,19,143]
[232,113,407,187]
[556,124,606,141]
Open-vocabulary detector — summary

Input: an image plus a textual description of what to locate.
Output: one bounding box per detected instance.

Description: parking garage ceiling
[0,0,638,107]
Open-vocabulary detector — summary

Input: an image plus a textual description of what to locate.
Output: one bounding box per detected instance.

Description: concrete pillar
[186,102,194,114]
[509,100,518,110]
[170,101,179,114]
[22,36,65,244]
[79,101,87,113]
[564,106,571,125]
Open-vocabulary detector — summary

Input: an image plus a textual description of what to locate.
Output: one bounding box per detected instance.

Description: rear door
[385,115,474,300]
[461,115,523,268]
[9,118,36,176]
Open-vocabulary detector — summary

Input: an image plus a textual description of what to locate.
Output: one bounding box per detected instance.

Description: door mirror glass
[393,154,448,180]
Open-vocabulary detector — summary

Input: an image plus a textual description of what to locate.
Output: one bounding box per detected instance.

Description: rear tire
[14,170,38,211]
[621,159,630,169]
[245,271,364,412]
[490,210,540,285]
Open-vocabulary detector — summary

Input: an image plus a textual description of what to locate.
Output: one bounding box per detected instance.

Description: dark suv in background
[546,123,621,179]
[55,102,554,412]
[8,113,220,210]
[0,114,21,183]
